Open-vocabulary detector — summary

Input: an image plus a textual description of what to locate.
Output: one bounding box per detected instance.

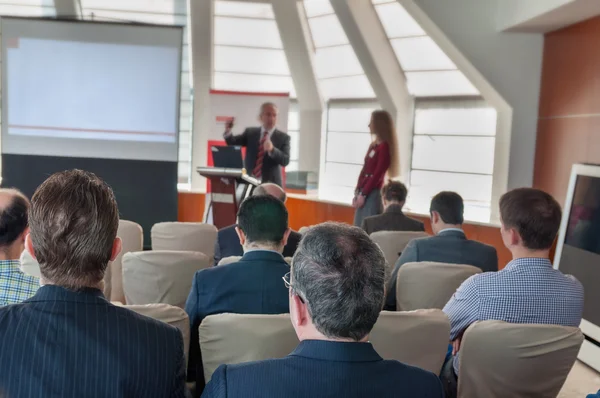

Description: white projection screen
[1,17,183,161]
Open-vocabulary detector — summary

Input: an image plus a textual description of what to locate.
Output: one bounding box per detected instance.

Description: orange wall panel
[178,192,205,222]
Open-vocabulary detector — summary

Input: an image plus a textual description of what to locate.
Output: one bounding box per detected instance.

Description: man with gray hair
[213,183,301,265]
[202,222,444,398]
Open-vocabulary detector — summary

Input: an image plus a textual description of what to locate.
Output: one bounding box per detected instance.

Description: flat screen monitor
[212,145,243,169]
[554,163,600,371]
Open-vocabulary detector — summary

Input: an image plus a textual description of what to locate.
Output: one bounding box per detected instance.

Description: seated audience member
[0,170,186,397]
[201,222,444,398]
[213,183,301,265]
[186,195,291,390]
[361,180,425,235]
[441,188,584,398]
[385,191,498,310]
[588,390,600,398]
[0,189,39,306]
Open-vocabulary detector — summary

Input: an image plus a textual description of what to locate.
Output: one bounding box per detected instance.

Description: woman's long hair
[371,110,400,178]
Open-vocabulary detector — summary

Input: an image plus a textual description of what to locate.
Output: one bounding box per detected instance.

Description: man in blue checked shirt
[441,188,584,398]
[0,189,39,306]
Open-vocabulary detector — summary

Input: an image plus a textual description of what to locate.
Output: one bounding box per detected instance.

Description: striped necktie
[253,131,269,179]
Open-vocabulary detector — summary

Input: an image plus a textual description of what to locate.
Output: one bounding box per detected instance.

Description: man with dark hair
[202,223,444,398]
[361,180,424,235]
[0,170,186,397]
[0,189,39,305]
[213,183,301,265]
[441,188,584,398]
[186,195,291,392]
[385,191,498,310]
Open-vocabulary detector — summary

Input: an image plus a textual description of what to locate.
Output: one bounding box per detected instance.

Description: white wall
[498,0,573,31]
[415,0,544,190]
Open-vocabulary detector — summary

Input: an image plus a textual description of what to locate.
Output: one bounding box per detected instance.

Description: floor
[559,361,600,397]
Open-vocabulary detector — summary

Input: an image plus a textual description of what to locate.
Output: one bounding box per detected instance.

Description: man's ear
[25,234,36,259]
[430,211,440,224]
[235,226,246,246]
[110,237,122,262]
[290,292,309,327]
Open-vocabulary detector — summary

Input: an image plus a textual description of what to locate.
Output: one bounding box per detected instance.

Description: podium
[197,167,259,229]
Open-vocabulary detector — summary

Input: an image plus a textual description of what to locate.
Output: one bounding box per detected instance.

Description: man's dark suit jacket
[385,229,499,310]
[201,340,444,398]
[213,224,301,265]
[225,127,290,187]
[185,250,290,390]
[0,285,186,397]
[361,204,425,235]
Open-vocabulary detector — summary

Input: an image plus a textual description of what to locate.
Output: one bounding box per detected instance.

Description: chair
[396,262,481,311]
[151,222,217,260]
[370,310,450,374]
[122,250,210,308]
[458,320,584,398]
[217,256,242,266]
[284,257,293,265]
[109,220,144,303]
[369,231,428,271]
[298,226,312,234]
[19,250,41,278]
[199,313,298,383]
[123,303,190,365]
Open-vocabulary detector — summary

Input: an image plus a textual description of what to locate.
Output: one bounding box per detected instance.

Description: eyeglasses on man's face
[282,272,305,303]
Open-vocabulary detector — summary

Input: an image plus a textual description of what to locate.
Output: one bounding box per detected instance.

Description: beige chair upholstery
[396,262,481,311]
[458,320,584,398]
[369,231,428,271]
[109,220,143,303]
[370,310,450,374]
[298,226,312,234]
[199,313,297,383]
[19,250,41,278]
[217,256,242,266]
[122,250,210,308]
[151,222,217,260]
[284,257,293,265]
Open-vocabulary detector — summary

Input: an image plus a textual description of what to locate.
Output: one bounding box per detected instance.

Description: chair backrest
[396,262,481,311]
[109,220,144,303]
[19,250,41,278]
[458,320,584,398]
[199,313,297,383]
[124,303,190,366]
[369,231,428,270]
[283,257,293,265]
[151,222,217,260]
[122,250,210,308]
[217,256,242,266]
[298,226,312,234]
[370,310,450,374]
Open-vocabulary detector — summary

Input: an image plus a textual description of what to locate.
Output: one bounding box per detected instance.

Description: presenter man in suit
[224,102,290,187]
[202,223,444,398]
[385,191,498,310]
[0,170,186,397]
[213,183,301,265]
[186,195,291,393]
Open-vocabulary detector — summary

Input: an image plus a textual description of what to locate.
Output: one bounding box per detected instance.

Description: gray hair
[253,183,286,202]
[259,102,278,115]
[291,222,387,341]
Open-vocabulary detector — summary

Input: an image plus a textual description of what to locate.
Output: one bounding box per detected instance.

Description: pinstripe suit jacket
[0,285,186,398]
[201,340,444,398]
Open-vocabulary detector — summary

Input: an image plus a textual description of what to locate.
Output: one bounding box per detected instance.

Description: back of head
[292,222,387,341]
[371,110,399,178]
[499,188,561,250]
[381,180,407,205]
[0,189,29,252]
[252,183,286,202]
[29,170,119,289]
[237,195,288,246]
[430,191,464,225]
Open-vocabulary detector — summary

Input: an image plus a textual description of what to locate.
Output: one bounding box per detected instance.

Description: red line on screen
[209,89,290,97]
[6,37,19,49]
[9,124,176,137]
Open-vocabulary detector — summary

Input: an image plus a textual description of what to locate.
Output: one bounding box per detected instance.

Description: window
[213,1,296,97]
[287,102,300,172]
[80,0,193,186]
[319,102,377,204]
[372,0,478,97]
[303,0,375,100]
[405,100,497,222]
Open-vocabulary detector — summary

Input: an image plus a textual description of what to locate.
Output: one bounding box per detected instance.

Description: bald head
[0,189,29,255]
[253,183,287,203]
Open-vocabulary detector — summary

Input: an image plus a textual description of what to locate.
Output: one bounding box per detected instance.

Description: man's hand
[264,138,274,153]
[355,194,366,209]
[225,117,235,134]
[452,337,462,355]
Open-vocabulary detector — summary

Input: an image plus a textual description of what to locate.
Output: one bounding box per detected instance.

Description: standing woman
[353,110,400,226]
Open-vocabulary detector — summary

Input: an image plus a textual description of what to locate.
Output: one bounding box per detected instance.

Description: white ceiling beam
[53,0,78,19]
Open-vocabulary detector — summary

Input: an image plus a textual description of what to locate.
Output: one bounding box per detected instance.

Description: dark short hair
[381,180,407,203]
[29,170,119,289]
[430,191,464,225]
[237,195,288,244]
[499,188,562,250]
[0,189,29,249]
[292,222,386,341]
